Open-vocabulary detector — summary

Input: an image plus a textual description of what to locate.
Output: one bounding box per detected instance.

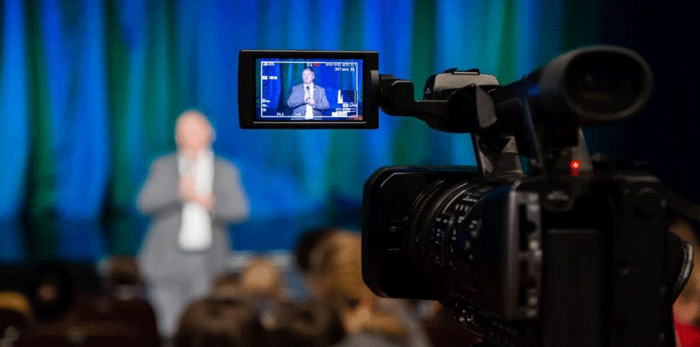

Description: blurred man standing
[137,110,249,343]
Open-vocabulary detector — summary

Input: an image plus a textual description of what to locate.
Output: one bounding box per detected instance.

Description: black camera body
[364,165,688,347]
[238,45,693,347]
[362,46,691,347]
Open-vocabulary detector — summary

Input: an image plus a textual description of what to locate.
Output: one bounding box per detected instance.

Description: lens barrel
[406,178,495,301]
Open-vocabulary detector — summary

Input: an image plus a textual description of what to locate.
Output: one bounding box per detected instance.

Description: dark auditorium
[0,1,697,347]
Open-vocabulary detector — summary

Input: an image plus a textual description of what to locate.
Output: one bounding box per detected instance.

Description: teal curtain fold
[0,0,29,220]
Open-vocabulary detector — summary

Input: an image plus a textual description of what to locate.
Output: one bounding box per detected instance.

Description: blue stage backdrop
[0,0,600,261]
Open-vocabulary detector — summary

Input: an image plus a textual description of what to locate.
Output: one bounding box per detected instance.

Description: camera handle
[374,73,526,179]
[375,74,452,129]
[374,72,501,134]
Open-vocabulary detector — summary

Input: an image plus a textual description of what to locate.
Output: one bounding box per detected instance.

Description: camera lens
[406,178,495,302]
[564,51,649,120]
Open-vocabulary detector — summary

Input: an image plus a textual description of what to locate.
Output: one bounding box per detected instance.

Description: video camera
[239,46,694,347]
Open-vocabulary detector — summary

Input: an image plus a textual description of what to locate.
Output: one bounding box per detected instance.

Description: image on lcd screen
[256,58,364,122]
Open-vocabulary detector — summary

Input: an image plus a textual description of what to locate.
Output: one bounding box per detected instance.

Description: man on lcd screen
[287,67,330,119]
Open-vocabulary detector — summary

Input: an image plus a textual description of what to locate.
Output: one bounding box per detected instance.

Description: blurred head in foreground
[310,231,369,307]
[296,228,368,304]
[295,226,338,275]
[238,257,285,300]
[106,255,144,300]
[176,298,262,347]
[30,265,73,322]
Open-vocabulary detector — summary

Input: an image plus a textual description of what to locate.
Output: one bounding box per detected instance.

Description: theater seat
[74,296,159,346]
[176,297,264,347]
[16,294,159,347]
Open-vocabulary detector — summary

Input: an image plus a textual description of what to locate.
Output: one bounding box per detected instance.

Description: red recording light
[570,160,581,170]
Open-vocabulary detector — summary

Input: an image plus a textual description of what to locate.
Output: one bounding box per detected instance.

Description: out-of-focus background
[0,0,637,260]
[0,0,694,260]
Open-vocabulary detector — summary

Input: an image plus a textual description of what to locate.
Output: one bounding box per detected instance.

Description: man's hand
[306,97,315,106]
[179,175,196,202]
[195,194,215,211]
[180,175,215,210]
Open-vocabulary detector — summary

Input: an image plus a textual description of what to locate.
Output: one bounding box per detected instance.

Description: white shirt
[304,83,314,119]
[178,150,214,252]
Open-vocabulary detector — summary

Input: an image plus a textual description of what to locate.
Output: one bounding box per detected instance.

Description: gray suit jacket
[286,84,330,116]
[136,154,249,284]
